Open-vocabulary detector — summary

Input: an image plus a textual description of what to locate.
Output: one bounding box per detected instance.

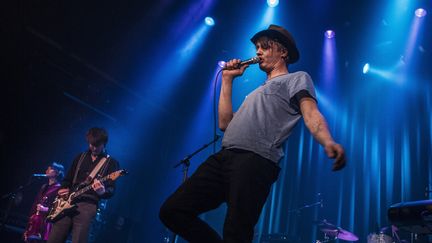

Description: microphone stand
[287,192,323,215]
[170,135,221,243]
[0,175,38,232]
[287,201,322,214]
[173,135,221,183]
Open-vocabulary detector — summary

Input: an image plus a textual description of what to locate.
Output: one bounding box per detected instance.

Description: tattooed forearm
[310,118,325,135]
[304,110,334,146]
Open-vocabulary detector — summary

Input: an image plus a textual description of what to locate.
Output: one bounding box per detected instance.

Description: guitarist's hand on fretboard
[58,188,70,198]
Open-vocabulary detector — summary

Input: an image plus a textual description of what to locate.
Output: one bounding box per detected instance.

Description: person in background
[24,162,64,242]
[47,127,119,243]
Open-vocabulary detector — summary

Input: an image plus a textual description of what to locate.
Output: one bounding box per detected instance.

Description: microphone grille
[251,56,261,64]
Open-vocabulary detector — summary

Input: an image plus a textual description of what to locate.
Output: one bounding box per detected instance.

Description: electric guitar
[46,169,127,222]
[24,196,48,241]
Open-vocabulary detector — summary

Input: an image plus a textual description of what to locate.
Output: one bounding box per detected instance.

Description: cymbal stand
[288,194,323,241]
[315,233,335,243]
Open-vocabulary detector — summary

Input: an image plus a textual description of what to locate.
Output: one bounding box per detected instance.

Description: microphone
[32,174,47,177]
[222,56,260,70]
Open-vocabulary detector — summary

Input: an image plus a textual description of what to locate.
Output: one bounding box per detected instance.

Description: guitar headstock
[107,169,128,181]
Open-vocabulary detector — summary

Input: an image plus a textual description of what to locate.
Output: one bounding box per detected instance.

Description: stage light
[321,29,337,90]
[363,63,370,74]
[267,0,279,8]
[205,17,215,26]
[324,30,335,39]
[415,8,427,18]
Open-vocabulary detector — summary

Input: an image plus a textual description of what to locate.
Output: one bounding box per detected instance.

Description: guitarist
[47,127,119,243]
[24,162,64,242]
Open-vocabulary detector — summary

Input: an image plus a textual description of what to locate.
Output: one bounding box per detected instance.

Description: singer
[160,24,346,242]
[24,162,64,242]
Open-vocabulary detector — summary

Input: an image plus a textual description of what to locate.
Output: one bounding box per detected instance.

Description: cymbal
[317,220,337,231]
[337,228,359,241]
[317,220,359,241]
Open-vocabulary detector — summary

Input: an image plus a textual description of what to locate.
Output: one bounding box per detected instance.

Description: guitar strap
[72,152,88,185]
[72,151,110,186]
[95,156,111,179]
[86,155,110,184]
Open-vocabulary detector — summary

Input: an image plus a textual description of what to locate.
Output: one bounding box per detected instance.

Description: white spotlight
[205,17,215,26]
[267,0,279,8]
[415,8,427,18]
[363,63,370,74]
[324,30,335,39]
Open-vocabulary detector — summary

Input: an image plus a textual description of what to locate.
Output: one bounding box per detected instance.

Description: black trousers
[159,149,280,243]
[47,202,97,243]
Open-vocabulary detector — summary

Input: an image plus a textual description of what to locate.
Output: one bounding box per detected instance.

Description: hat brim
[251,29,299,64]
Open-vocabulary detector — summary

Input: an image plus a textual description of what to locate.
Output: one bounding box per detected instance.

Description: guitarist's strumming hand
[92,179,105,195]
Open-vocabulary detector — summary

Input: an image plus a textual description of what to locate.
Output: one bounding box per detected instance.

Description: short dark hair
[50,162,65,181]
[86,127,109,146]
[254,36,289,62]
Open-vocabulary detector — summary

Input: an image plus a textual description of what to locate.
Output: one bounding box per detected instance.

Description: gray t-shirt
[222,71,317,163]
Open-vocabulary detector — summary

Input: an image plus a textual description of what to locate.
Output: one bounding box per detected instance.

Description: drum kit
[288,196,415,243]
[315,220,407,243]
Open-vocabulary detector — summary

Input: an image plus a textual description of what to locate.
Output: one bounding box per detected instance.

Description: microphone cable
[212,68,224,153]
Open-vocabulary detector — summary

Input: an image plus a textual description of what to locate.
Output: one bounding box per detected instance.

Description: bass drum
[367,233,393,243]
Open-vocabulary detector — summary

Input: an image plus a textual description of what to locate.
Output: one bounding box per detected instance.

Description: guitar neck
[70,176,110,201]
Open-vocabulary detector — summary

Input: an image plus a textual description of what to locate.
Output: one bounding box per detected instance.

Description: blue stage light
[267,0,279,8]
[415,8,427,18]
[363,63,370,74]
[324,30,335,39]
[205,17,215,26]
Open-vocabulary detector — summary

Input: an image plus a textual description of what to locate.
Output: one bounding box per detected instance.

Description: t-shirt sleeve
[288,72,317,112]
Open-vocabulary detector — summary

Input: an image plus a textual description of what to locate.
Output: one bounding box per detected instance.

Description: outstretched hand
[324,142,346,171]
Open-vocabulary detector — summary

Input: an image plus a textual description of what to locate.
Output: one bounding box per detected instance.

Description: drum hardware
[288,193,323,215]
[367,225,417,243]
[388,199,432,243]
[388,199,432,234]
[367,232,393,243]
[286,193,324,242]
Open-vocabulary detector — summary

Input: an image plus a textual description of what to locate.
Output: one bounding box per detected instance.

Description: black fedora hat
[251,24,300,64]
